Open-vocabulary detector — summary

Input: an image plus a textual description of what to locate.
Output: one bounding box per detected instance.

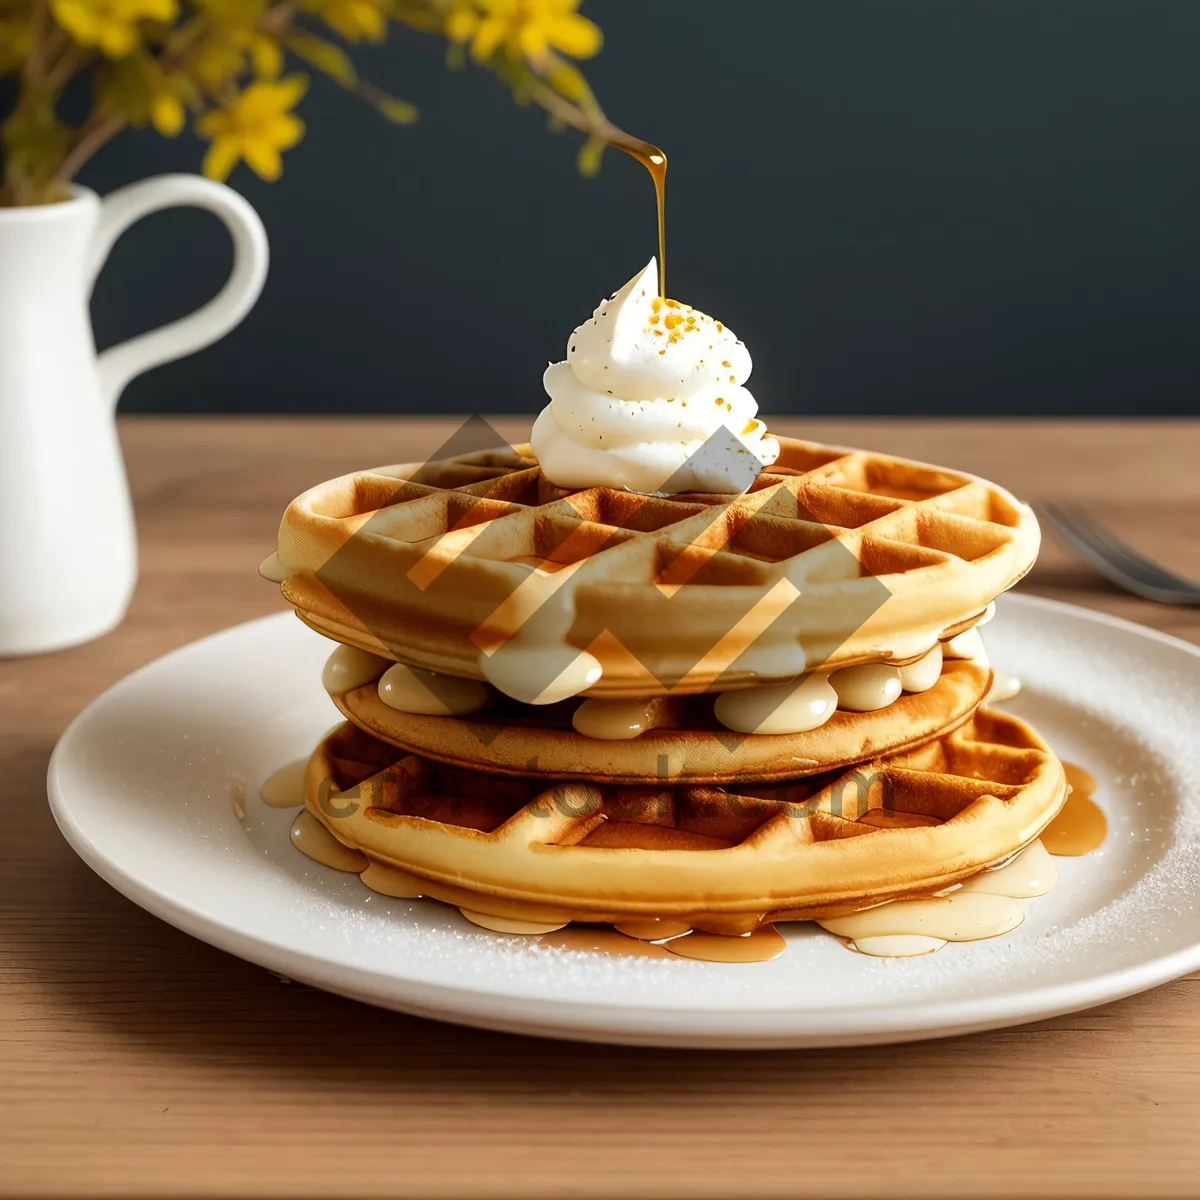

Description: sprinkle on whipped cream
[532,259,780,494]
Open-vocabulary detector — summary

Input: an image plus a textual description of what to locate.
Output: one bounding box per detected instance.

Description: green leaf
[545,58,590,104]
[576,135,603,178]
[94,54,154,125]
[2,102,71,190]
[283,28,357,87]
[376,95,416,123]
[0,17,32,75]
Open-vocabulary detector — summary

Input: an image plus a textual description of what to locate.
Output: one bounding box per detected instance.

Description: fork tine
[1041,504,1200,603]
[1044,506,1147,575]
[1047,505,1194,590]
[1042,505,1144,590]
[1042,505,1138,584]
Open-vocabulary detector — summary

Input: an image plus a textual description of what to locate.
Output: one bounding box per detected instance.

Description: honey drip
[1042,762,1107,856]
[818,838,1058,957]
[289,811,368,873]
[359,862,426,898]
[258,551,288,583]
[851,935,945,958]
[962,839,1058,897]
[819,892,1025,950]
[460,909,569,935]
[267,755,1097,961]
[539,923,784,963]
[540,927,673,959]
[613,917,693,941]
[455,907,780,962]
[664,925,786,963]
[259,759,307,808]
[607,131,667,296]
[573,696,680,741]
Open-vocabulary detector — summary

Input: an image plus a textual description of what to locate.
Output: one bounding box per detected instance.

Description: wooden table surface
[4,416,1199,1199]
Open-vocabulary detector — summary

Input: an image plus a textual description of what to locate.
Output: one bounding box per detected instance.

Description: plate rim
[46,593,1200,1048]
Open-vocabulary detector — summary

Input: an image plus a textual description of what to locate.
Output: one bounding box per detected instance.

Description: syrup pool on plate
[275,758,1107,963]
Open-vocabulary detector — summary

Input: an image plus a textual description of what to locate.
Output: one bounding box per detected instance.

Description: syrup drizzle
[663,926,786,963]
[819,891,1025,953]
[289,810,368,873]
[607,131,667,296]
[271,758,1105,963]
[259,759,307,808]
[540,927,673,959]
[613,917,693,941]
[461,910,569,935]
[536,923,784,963]
[1041,762,1107,856]
[359,861,426,898]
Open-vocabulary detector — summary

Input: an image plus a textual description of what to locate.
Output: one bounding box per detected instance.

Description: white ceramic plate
[48,594,1200,1049]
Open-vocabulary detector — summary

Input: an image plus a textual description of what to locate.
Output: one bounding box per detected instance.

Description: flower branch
[0,0,609,205]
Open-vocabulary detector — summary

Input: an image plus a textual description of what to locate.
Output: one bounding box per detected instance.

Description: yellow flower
[248,33,283,77]
[191,37,244,88]
[192,28,282,89]
[198,76,307,182]
[150,87,185,135]
[320,0,387,43]
[52,0,178,57]
[187,0,280,89]
[446,0,600,65]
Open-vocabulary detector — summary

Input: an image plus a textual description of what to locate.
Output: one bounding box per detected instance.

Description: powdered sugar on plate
[48,595,1200,1047]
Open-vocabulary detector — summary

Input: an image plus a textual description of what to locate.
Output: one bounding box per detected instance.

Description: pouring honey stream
[605,129,667,297]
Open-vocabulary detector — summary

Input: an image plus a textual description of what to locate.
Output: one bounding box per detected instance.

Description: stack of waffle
[265,436,1065,940]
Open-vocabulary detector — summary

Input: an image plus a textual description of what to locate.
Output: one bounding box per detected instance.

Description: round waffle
[329,658,991,785]
[271,437,1039,697]
[303,707,1065,932]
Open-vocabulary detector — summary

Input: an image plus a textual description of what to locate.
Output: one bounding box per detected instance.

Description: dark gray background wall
[75,1,1200,417]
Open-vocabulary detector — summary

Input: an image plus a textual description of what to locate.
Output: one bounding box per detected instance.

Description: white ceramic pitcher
[0,175,268,656]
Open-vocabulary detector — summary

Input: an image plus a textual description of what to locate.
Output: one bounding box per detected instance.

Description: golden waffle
[273,437,1039,696]
[330,657,991,785]
[304,707,1065,932]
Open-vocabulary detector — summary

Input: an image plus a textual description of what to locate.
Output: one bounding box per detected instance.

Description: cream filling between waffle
[321,629,1008,739]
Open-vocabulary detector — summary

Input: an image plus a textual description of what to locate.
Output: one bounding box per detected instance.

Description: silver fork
[1041,503,1200,605]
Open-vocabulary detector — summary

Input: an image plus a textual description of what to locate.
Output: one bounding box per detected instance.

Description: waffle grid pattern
[306,708,1066,921]
[311,439,1025,596]
[279,438,1039,692]
[328,658,993,786]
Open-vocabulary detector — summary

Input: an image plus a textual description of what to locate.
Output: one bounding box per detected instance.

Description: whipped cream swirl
[532,259,779,494]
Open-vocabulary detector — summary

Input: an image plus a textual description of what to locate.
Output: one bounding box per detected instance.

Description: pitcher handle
[89,174,269,411]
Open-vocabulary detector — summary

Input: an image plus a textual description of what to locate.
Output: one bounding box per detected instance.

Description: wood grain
[3,417,1199,1199]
